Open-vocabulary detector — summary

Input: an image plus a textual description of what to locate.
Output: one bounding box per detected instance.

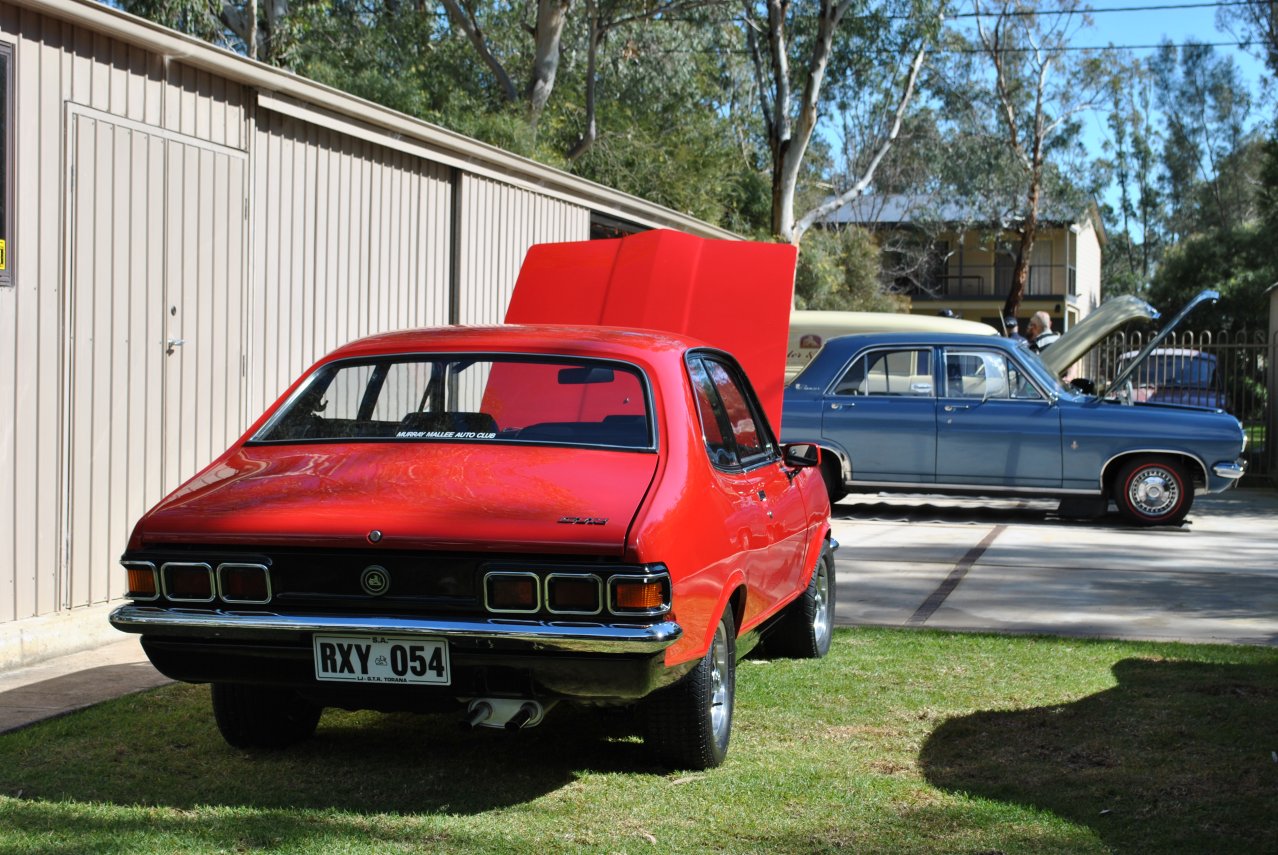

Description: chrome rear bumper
[109,604,681,654]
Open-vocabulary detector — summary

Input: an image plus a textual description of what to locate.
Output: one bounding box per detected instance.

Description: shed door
[62,109,249,611]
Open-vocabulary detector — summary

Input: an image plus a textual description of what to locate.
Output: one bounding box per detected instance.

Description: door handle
[166,338,186,355]
[829,402,853,410]
[944,404,970,412]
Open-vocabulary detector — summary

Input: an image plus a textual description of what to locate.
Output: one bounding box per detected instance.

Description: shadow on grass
[919,657,1278,852]
[0,682,659,817]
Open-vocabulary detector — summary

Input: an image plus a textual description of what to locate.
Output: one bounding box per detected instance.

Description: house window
[0,43,11,287]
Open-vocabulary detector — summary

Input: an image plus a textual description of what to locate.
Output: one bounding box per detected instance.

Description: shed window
[0,43,10,287]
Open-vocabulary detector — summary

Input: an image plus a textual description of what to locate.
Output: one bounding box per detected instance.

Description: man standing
[1027,311,1060,351]
[1004,317,1026,343]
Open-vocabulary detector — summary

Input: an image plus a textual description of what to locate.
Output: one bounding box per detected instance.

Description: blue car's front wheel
[1112,457,1194,526]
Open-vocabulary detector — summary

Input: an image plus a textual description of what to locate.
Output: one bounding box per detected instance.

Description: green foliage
[119,0,226,45]
[794,227,903,311]
[1147,222,1274,332]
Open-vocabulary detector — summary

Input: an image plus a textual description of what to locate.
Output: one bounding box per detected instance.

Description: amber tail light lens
[609,575,671,615]
[123,562,158,600]
[484,572,540,613]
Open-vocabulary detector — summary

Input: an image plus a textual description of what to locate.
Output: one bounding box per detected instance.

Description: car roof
[821,331,1021,348]
[323,324,708,364]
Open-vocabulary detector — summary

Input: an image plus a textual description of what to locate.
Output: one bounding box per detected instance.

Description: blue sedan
[781,332,1247,526]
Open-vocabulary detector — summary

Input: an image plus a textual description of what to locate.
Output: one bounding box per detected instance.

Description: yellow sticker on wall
[0,239,6,270]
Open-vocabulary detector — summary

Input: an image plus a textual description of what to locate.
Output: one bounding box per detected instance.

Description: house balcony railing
[909,264,1077,299]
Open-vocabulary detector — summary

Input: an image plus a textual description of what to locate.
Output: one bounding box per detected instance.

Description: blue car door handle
[944,404,971,412]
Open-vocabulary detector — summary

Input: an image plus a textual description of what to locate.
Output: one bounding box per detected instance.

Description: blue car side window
[833,349,933,397]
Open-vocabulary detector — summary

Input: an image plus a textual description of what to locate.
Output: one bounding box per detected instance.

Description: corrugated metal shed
[0,0,737,666]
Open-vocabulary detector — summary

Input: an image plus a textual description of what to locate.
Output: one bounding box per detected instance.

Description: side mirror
[782,442,821,468]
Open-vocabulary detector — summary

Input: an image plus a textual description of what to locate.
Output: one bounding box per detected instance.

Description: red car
[110,232,835,769]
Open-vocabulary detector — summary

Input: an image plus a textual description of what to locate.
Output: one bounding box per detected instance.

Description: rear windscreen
[253,355,653,449]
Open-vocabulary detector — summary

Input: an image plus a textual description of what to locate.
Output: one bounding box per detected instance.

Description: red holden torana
[109,231,836,769]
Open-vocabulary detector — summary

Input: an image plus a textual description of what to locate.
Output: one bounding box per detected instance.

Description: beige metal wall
[0,5,247,623]
[456,174,590,324]
[249,107,454,413]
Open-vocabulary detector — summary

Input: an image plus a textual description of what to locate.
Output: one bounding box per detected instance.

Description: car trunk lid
[134,443,659,555]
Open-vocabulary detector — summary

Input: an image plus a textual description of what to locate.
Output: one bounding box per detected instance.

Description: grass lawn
[2,627,1276,854]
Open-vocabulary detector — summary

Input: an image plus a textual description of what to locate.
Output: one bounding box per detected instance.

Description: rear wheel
[211,683,322,749]
[1112,457,1194,526]
[769,543,836,658]
[643,610,736,770]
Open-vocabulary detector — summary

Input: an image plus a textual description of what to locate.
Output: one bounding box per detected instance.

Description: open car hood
[1040,289,1220,386]
[1039,295,1160,375]
[1105,289,1220,394]
[132,443,658,555]
[506,230,797,433]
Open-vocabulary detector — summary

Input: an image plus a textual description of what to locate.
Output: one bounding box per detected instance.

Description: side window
[0,43,11,287]
[687,356,773,468]
[833,349,933,397]
[688,358,737,468]
[945,351,1040,400]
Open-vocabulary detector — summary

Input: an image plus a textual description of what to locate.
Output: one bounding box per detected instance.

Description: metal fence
[1074,329,1275,483]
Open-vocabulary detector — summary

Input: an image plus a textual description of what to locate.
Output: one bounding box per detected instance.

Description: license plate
[312,634,450,685]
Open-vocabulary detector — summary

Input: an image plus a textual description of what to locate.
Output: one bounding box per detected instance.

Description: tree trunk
[527,0,571,125]
[1003,183,1039,321]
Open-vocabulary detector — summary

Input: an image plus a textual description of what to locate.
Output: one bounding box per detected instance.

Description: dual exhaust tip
[462,698,548,731]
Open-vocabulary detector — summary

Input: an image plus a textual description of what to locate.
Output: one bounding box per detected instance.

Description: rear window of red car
[253,355,654,449]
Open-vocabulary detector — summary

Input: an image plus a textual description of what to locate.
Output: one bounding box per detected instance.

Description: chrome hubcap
[708,622,730,741]
[813,558,832,649]
[1129,466,1179,516]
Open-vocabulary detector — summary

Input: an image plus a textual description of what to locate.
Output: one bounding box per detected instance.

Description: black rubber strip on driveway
[906,525,1008,626]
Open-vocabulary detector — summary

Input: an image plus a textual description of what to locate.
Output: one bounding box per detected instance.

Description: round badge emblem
[360,565,391,596]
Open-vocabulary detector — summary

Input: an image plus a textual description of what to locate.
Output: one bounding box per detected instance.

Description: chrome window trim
[483,571,542,614]
[121,560,160,602]
[939,347,1051,402]
[161,562,216,603]
[544,573,604,616]
[823,345,937,399]
[216,562,273,605]
[607,572,672,617]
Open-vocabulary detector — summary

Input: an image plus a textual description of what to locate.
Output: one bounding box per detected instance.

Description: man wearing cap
[1005,317,1026,343]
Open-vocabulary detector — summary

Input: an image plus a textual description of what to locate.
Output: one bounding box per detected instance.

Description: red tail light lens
[218,563,271,604]
[162,563,215,602]
[546,574,602,615]
[484,572,540,613]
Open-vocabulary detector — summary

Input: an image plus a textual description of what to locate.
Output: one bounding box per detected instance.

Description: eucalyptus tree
[937,0,1111,322]
[1099,56,1162,294]
[1149,41,1256,239]
[739,0,945,245]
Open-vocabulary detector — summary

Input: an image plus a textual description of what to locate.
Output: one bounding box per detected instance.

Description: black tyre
[1112,456,1194,526]
[822,456,847,504]
[211,683,322,749]
[769,543,836,659]
[643,610,736,770]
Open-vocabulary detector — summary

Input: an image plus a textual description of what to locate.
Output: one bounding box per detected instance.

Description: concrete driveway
[830,487,1278,646]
